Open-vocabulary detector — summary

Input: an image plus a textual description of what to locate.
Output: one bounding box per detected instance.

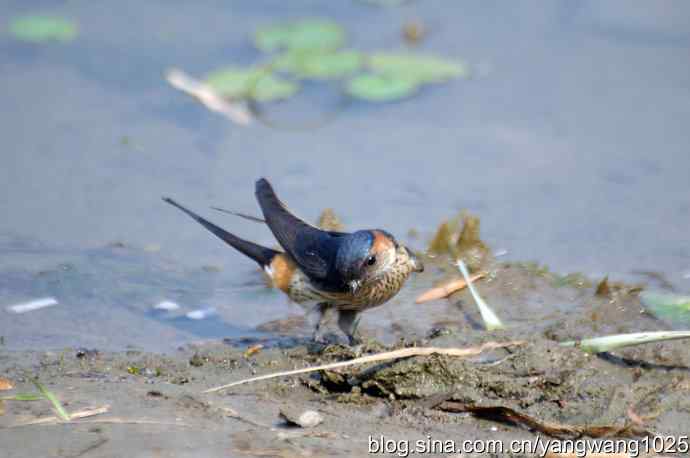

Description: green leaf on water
[9,15,77,43]
[205,67,298,102]
[254,19,345,52]
[346,73,419,102]
[368,52,469,84]
[640,290,690,325]
[274,50,362,79]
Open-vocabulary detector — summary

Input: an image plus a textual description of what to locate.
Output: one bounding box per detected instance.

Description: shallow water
[1,1,689,351]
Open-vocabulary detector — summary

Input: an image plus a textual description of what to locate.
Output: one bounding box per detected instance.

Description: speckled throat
[332,252,417,311]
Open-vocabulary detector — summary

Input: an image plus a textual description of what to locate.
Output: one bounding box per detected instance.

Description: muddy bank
[2,258,689,457]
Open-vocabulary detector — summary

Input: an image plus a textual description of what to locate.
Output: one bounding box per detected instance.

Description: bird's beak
[348,279,361,294]
[408,249,424,273]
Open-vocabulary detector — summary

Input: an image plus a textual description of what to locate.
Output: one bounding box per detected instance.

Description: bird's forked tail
[162,197,280,268]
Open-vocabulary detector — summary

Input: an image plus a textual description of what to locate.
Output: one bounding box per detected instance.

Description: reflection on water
[1,1,689,350]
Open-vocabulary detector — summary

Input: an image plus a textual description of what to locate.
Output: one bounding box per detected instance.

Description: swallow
[163,178,423,345]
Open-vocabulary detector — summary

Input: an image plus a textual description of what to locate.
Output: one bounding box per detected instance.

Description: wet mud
[2,252,689,456]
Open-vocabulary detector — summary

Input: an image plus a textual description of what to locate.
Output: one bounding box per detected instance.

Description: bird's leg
[312,302,332,343]
[337,309,362,346]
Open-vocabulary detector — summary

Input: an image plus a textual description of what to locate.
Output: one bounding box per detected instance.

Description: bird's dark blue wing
[255,178,346,284]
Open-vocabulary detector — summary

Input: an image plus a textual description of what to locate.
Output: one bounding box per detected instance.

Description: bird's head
[335,229,423,294]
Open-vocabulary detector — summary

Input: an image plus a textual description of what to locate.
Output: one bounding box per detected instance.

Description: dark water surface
[2,1,689,351]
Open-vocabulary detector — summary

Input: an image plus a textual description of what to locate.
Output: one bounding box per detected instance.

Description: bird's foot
[311,329,342,346]
[348,343,364,357]
[346,333,363,347]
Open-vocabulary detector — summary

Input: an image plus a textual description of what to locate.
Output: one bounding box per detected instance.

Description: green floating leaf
[205,67,298,102]
[560,331,690,354]
[9,15,77,43]
[275,50,362,79]
[346,73,419,102]
[368,52,468,84]
[640,290,690,325]
[254,19,344,52]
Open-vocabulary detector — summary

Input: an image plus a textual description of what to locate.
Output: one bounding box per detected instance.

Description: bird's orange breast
[268,253,297,293]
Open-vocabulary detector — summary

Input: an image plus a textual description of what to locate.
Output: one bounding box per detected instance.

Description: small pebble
[186,308,216,320]
[6,297,58,314]
[154,301,180,311]
[279,407,323,428]
[75,348,99,359]
[143,244,161,253]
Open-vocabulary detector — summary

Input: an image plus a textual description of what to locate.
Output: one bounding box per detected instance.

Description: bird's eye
[366,255,377,266]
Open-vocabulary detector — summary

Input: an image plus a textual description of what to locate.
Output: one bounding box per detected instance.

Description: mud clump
[360,354,481,399]
[317,208,345,232]
[595,276,611,297]
[456,214,490,272]
[337,340,590,407]
[309,338,685,433]
[189,353,206,367]
[428,212,491,272]
[595,275,644,300]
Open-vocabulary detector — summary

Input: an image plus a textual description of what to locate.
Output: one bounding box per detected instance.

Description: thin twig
[415,272,487,303]
[216,405,270,429]
[437,401,649,439]
[560,331,690,353]
[77,418,193,427]
[276,430,338,440]
[203,341,525,393]
[8,405,110,427]
[73,437,109,457]
[8,416,195,429]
